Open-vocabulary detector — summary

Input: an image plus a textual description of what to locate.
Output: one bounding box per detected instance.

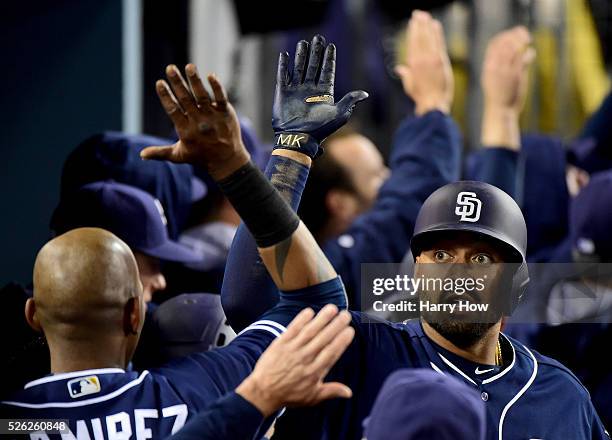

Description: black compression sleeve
[217,161,300,248]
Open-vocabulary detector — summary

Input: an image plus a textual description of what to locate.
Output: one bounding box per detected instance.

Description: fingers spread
[185,64,212,108]
[165,65,199,115]
[156,80,188,128]
[292,40,310,86]
[208,74,228,111]
[305,34,326,84]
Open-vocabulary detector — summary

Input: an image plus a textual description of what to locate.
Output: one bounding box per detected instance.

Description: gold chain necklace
[495,339,503,366]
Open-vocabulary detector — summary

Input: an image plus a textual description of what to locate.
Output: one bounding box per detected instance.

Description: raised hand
[272,34,368,158]
[394,10,454,115]
[236,305,355,417]
[482,26,535,116]
[481,27,535,149]
[140,64,249,180]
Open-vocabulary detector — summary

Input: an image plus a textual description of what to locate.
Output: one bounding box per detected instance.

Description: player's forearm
[259,151,333,289]
[221,150,316,330]
[217,159,335,292]
[259,222,336,290]
[481,106,521,151]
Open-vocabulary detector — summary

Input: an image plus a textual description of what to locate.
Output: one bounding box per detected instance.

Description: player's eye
[433,250,452,262]
[471,253,493,265]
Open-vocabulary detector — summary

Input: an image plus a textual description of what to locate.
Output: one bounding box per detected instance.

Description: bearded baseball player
[212,19,610,440]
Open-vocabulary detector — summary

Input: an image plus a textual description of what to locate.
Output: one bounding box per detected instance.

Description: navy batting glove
[272,34,369,159]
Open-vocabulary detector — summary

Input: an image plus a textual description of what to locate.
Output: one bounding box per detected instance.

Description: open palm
[141,64,249,180]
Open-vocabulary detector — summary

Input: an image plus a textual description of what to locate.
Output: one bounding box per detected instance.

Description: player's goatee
[425,320,497,349]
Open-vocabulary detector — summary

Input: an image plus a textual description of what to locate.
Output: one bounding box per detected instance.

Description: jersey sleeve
[166,391,265,440]
[221,156,311,332]
[155,277,347,412]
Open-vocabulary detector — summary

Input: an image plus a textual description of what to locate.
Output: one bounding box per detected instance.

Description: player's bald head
[31,228,142,340]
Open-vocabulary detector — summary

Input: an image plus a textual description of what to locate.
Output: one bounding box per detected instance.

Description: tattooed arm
[258,203,336,290]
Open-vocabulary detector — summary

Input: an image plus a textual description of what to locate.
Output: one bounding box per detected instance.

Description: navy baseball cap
[363,369,486,440]
[50,181,200,263]
[153,293,236,360]
[61,132,206,239]
[570,171,612,261]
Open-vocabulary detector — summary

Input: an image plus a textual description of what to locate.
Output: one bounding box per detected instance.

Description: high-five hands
[395,10,454,116]
[236,305,355,417]
[140,65,249,180]
[272,34,369,158]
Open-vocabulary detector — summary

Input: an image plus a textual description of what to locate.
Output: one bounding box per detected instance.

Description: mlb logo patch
[67,375,101,398]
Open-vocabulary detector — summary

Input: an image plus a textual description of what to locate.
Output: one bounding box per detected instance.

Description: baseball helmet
[410,181,529,312]
[153,293,236,361]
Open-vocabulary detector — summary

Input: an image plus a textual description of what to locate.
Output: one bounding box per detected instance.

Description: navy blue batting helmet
[410,181,529,312]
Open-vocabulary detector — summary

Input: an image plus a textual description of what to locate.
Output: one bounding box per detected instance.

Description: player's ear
[25,298,42,332]
[413,255,423,277]
[123,296,142,336]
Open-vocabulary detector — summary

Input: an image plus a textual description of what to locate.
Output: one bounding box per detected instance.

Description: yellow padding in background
[567,0,609,114]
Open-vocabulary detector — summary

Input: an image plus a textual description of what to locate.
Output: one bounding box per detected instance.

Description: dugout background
[1,0,611,284]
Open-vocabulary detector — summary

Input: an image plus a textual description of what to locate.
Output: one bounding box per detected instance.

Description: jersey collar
[24,368,126,389]
[418,322,517,386]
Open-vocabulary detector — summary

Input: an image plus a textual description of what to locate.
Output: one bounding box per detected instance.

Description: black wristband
[217,161,300,248]
[273,132,323,159]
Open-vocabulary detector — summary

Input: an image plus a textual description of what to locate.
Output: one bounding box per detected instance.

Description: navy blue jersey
[275,316,609,440]
[167,391,263,440]
[0,277,347,439]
